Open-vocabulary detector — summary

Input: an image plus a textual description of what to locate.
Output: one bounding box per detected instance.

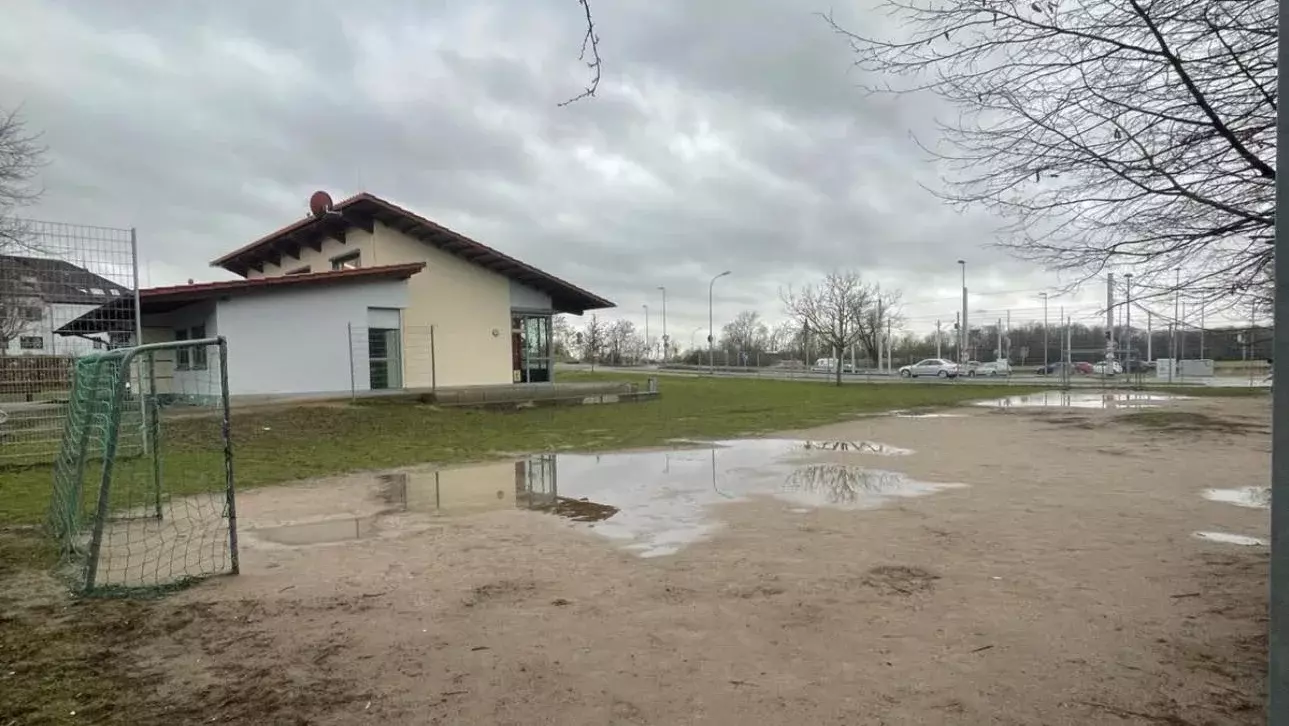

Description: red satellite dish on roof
[308,191,334,219]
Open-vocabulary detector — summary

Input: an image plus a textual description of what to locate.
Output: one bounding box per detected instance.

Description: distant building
[0,254,133,356]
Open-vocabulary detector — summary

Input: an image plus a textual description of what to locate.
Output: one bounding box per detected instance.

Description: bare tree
[782,271,880,386]
[853,288,904,365]
[0,107,45,355]
[604,318,643,366]
[720,310,770,357]
[828,0,1276,311]
[766,320,804,358]
[559,0,603,106]
[579,314,607,367]
[0,106,44,252]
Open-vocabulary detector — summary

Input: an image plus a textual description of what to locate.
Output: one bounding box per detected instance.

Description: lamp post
[1040,292,1049,370]
[1124,273,1133,364]
[658,286,668,362]
[958,260,968,363]
[642,304,650,363]
[709,271,731,372]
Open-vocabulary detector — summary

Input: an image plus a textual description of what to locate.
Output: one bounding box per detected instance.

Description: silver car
[898,358,959,378]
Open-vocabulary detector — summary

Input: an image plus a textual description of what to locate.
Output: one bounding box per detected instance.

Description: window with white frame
[19,336,43,350]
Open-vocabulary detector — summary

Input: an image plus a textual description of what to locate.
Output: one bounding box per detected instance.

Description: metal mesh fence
[46,338,236,596]
[0,219,140,465]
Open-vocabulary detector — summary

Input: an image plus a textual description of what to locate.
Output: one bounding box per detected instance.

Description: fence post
[147,350,162,519]
[347,323,357,401]
[219,338,239,576]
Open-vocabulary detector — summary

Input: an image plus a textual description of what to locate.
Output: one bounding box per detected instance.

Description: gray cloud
[0,0,1101,342]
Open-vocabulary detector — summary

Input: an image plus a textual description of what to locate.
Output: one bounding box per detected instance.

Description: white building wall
[136,302,218,397]
[214,280,409,396]
[509,280,552,313]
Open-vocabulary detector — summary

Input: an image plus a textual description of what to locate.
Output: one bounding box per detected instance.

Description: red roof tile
[141,263,425,302]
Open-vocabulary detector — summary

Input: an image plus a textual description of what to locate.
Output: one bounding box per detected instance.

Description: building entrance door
[511,314,552,383]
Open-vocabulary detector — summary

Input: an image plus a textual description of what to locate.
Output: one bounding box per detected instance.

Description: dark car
[1121,359,1155,374]
[1035,361,1078,376]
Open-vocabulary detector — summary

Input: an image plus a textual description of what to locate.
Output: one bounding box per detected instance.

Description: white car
[971,360,1011,377]
[1091,360,1123,376]
[898,358,959,378]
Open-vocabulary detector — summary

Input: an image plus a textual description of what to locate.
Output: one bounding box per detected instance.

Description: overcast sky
[2,0,1175,342]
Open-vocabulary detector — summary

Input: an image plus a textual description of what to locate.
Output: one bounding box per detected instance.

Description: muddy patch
[863,565,940,596]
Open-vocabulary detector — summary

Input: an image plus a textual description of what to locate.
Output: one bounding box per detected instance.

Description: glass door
[368,328,402,390]
[521,315,551,383]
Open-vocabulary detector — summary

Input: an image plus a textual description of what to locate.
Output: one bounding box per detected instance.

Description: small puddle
[973,391,1185,409]
[1202,487,1270,509]
[1193,531,1267,547]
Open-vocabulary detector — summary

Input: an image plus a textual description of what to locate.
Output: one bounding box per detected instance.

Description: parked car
[898,358,960,378]
[1074,361,1094,374]
[1091,360,1124,376]
[1035,361,1077,376]
[972,360,1011,377]
[1121,359,1155,374]
[959,360,982,376]
[812,358,856,374]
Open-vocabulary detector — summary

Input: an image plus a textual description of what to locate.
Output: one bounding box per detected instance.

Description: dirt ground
[135,395,1269,725]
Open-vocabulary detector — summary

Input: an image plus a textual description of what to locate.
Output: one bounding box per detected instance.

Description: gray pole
[1125,274,1133,363]
[936,320,942,359]
[708,271,730,373]
[877,297,884,372]
[1106,273,1116,367]
[658,286,668,361]
[958,260,968,366]
[1272,0,1289,711]
[642,304,650,363]
[1041,293,1049,371]
[996,318,1002,361]
[1147,311,1153,362]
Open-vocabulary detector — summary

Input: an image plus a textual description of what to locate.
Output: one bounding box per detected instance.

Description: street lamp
[1039,292,1049,370]
[657,286,668,362]
[709,271,731,372]
[642,304,650,363]
[957,260,968,363]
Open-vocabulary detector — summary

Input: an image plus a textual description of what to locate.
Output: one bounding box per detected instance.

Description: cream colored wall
[245,228,377,279]
[239,221,513,387]
[372,223,513,387]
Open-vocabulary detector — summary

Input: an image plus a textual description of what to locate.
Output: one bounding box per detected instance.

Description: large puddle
[245,439,965,557]
[973,391,1186,409]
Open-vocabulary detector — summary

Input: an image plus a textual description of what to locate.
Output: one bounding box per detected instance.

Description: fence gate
[46,338,237,595]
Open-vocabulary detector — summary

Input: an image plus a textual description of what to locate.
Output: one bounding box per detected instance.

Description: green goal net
[46,338,238,595]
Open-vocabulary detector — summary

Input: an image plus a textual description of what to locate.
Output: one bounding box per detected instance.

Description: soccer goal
[46,337,238,595]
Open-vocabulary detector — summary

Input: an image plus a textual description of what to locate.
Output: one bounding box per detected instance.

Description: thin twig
[558,0,602,106]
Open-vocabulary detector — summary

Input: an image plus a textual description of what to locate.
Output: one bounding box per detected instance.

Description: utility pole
[1125,274,1133,363]
[996,317,1003,361]
[1108,273,1118,366]
[1005,309,1011,361]
[876,296,884,373]
[1147,311,1153,362]
[958,260,968,368]
[642,304,650,362]
[955,312,961,364]
[1199,301,1205,359]
[657,286,668,362]
[1040,293,1049,370]
[886,317,893,370]
[936,319,942,359]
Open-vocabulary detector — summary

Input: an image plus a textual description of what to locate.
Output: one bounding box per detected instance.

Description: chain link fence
[0,219,141,465]
[46,338,236,596]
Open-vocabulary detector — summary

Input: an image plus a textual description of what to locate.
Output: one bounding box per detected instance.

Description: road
[563,364,1269,389]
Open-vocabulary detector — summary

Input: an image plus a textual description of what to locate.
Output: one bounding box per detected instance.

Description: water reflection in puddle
[1202,487,1270,509]
[375,438,961,558]
[973,391,1185,409]
[251,439,961,556]
[1193,531,1267,547]
[254,516,379,546]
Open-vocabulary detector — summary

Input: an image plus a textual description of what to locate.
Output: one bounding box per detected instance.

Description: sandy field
[136,393,1270,725]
